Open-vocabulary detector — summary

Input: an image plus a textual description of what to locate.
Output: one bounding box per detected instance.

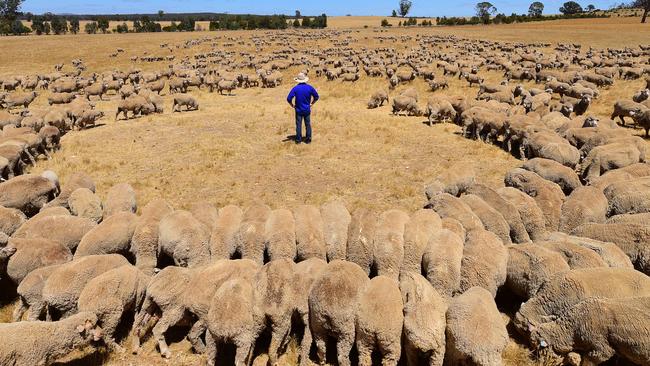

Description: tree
[295,10,301,18]
[293,18,300,27]
[50,16,67,34]
[528,1,545,17]
[476,2,497,24]
[586,4,596,11]
[391,9,398,17]
[158,10,164,19]
[0,0,25,34]
[399,0,412,17]
[629,0,650,23]
[70,18,79,34]
[381,18,390,26]
[97,18,109,33]
[43,21,50,34]
[84,22,97,34]
[31,15,44,34]
[301,17,311,27]
[560,1,583,14]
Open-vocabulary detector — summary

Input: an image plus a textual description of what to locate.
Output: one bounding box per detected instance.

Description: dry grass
[1,15,649,365]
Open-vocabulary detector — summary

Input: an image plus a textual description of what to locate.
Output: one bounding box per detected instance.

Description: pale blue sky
[21,0,619,16]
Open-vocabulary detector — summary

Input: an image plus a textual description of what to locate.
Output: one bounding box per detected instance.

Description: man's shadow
[282,135,298,142]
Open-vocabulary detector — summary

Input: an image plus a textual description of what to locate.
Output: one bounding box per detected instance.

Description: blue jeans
[295,113,312,142]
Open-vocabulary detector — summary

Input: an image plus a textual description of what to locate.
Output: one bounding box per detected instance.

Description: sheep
[158,210,211,268]
[514,267,650,340]
[74,211,138,258]
[39,125,61,151]
[115,95,154,120]
[84,82,107,100]
[505,168,565,232]
[428,77,449,92]
[209,204,243,260]
[320,199,350,262]
[559,186,607,233]
[401,209,441,273]
[0,173,58,216]
[590,163,650,190]
[42,254,130,319]
[422,227,464,297]
[232,203,271,264]
[632,108,650,137]
[103,182,136,219]
[13,214,96,252]
[13,264,58,321]
[611,100,647,126]
[463,72,484,87]
[529,296,650,365]
[391,95,423,116]
[172,94,199,112]
[372,209,409,280]
[425,97,456,125]
[356,276,403,366]
[424,165,476,198]
[1,91,38,110]
[263,208,296,261]
[399,272,447,366]
[580,142,644,183]
[425,192,484,233]
[4,237,72,285]
[130,199,173,275]
[68,187,102,222]
[465,184,531,243]
[0,205,25,237]
[188,202,218,232]
[523,131,580,169]
[506,244,570,300]
[445,287,508,366]
[522,158,581,195]
[293,204,327,261]
[341,73,360,82]
[47,92,76,105]
[497,186,548,241]
[45,171,95,209]
[0,311,103,366]
[633,88,650,103]
[546,232,633,269]
[309,260,369,366]
[460,229,508,297]
[538,240,608,269]
[253,259,296,365]
[460,194,512,245]
[292,257,328,366]
[346,208,378,275]
[74,109,104,129]
[168,77,189,93]
[216,79,237,95]
[205,277,263,366]
[77,264,150,350]
[367,90,389,109]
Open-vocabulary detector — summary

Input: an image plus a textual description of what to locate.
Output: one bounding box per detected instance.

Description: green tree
[158,10,164,19]
[381,18,390,26]
[0,0,25,34]
[295,10,301,18]
[70,18,79,34]
[84,21,98,34]
[398,0,412,17]
[586,4,596,11]
[391,9,398,17]
[43,21,50,34]
[293,18,300,27]
[528,1,545,16]
[31,15,44,34]
[476,2,497,23]
[50,16,67,34]
[97,18,109,33]
[560,1,583,14]
[301,16,311,27]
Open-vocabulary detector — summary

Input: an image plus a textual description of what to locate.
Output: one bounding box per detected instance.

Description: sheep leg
[205,331,218,366]
[313,330,327,365]
[336,333,354,366]
[103,310,125,352]
[152,306,185,358]
[268,318,291,366]
[356,336,372,366]
[379,337,400,366]
[299,313,313,366]
[428,348,444,366]
[25,300,44,320]
[130,296,155,352]
[234,338,252,366]
[187,319,207,354]
[12,298,27,322]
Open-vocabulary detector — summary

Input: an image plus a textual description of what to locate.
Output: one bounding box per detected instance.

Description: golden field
[0,15,649,365]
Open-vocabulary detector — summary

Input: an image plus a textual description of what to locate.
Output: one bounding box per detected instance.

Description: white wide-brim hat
[294,73,309,83]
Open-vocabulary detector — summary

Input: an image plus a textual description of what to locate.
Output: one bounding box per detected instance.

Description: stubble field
[0,15,649,365]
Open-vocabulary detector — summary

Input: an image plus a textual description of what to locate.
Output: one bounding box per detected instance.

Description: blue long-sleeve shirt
[287,83,319,115]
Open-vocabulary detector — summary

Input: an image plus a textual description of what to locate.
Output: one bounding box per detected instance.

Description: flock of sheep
[0,29,650,366]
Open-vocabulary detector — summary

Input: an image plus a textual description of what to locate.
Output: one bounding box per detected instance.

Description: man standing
[287,73,319,144]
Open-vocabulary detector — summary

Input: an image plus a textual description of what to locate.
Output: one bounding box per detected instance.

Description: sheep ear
[76,324,86,333]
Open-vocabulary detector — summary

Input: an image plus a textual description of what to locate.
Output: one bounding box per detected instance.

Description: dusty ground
[1,15,649,366]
